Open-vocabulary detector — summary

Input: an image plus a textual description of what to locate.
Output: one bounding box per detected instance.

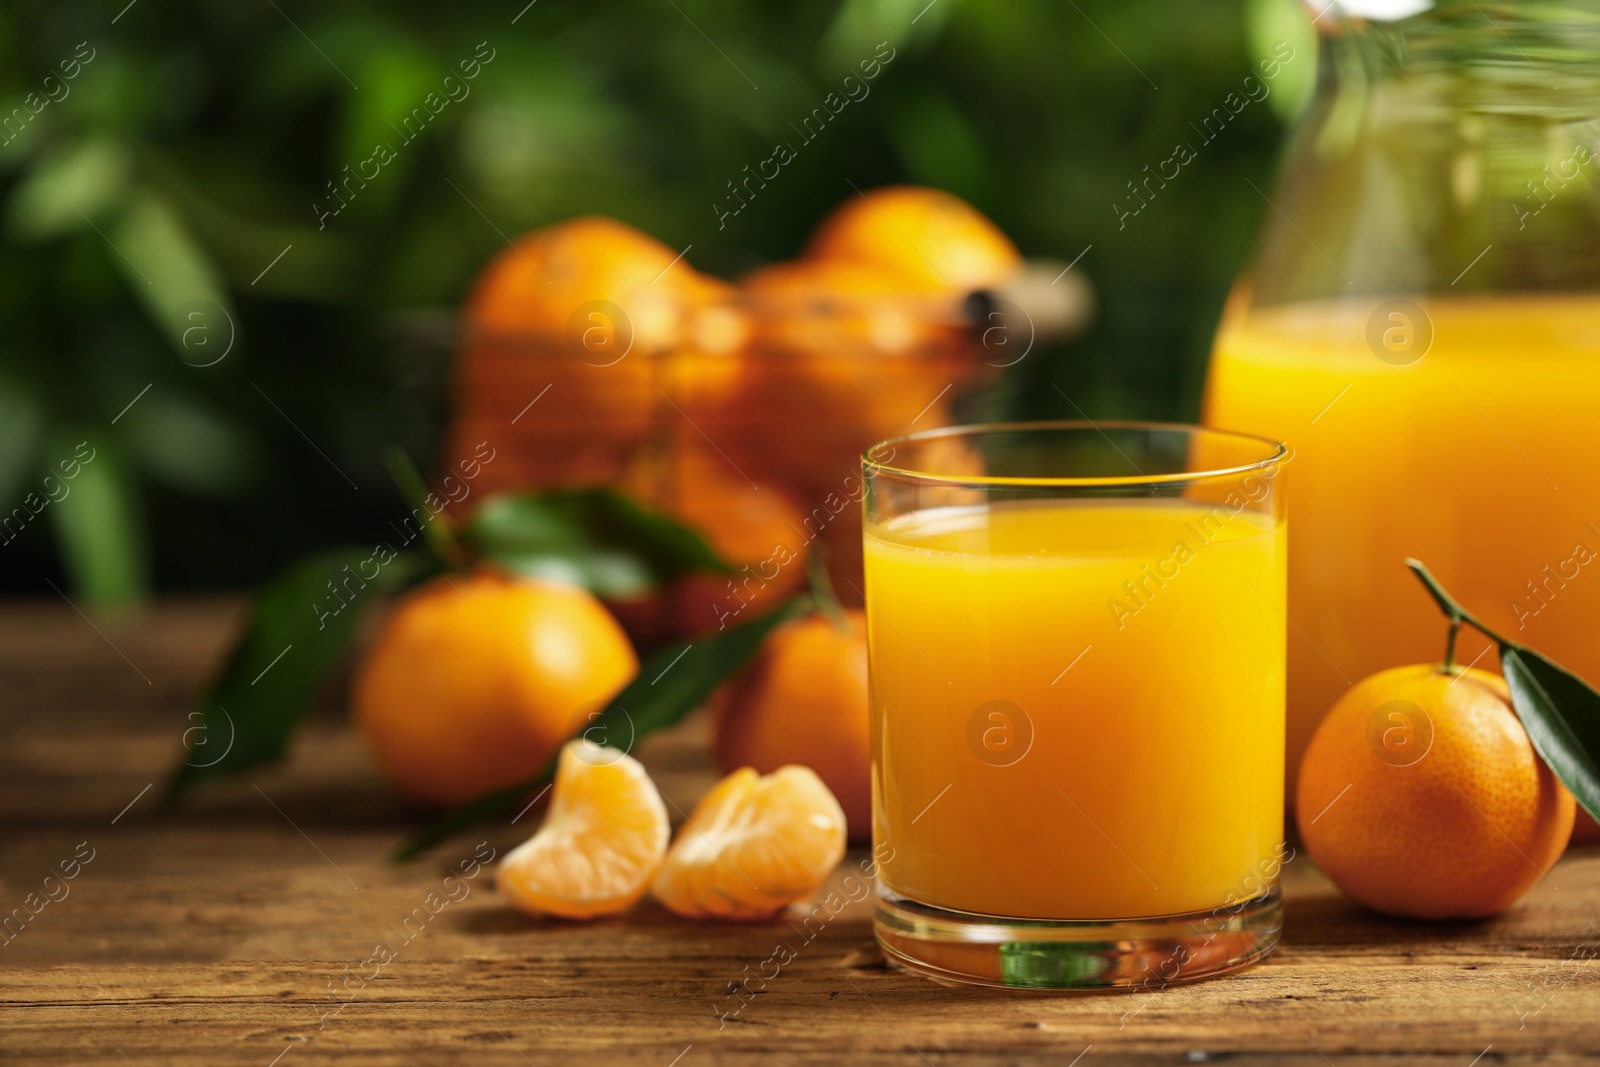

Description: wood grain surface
[1,599,1596,1065]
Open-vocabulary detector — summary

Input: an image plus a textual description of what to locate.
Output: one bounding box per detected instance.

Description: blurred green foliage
[0,0,1313,604]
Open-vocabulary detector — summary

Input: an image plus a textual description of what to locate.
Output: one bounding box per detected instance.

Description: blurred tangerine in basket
[711,607,872,839]
[448,217,722,496]
[660,276,749,418]
[353,569,638,807]
[805,185,1023,291]
[725,258,971,496]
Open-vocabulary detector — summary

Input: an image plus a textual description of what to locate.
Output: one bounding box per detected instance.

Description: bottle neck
[1321,2,1600,111]
[1240,2,1600,305]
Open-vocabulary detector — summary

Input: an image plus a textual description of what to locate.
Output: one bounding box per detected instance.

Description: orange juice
[1205,295,1600,797]
[864,497,1286,920]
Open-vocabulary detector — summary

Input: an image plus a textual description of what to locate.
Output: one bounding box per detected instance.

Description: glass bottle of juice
[1204,1,1600,801]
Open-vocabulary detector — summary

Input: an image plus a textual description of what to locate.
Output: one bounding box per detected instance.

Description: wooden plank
[1,600,1598,1065]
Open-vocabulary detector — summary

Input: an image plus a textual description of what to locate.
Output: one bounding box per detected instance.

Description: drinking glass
[862,421,1288,988]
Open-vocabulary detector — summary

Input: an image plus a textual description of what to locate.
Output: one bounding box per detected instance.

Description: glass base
[874,886,1281,990]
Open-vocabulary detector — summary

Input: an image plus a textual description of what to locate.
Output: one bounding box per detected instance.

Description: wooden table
[2,599,1597,1065]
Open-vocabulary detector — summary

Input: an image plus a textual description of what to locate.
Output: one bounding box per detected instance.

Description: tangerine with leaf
[1296,561,1583,919]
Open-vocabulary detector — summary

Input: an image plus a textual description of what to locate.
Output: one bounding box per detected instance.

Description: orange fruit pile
[353,569,637,807]
[1296,663,1575,919]
[713,187,1019,599]
[441,188,1025,622]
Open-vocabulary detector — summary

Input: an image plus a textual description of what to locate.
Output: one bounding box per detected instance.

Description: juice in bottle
[1205,294,1600,794]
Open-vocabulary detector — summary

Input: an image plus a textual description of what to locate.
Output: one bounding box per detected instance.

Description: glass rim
[861,419,1289,489]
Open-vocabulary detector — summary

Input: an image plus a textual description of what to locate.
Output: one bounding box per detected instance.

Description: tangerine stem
[383,445,466,570]
[1406,557,1516,650]
[1443,616,1462,673]
[806,545,848,632]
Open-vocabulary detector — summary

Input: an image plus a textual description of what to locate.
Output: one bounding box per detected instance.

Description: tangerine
[353,570,638,807]
[464,215,702,347]
[1296,663,1574,919]
[733,258,968,504]
[451,216,713,493]
[804,185,1022,292]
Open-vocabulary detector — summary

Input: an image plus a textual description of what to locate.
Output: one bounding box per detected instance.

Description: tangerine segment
[496,740,669,920]
[653,766,847,920]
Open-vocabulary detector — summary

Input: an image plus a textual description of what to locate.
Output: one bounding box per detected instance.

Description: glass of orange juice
[862,422,1289,988]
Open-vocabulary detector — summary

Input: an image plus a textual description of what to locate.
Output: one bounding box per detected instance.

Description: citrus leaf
[121,390,260,495]
[382,444,464,568]
[392,594,808,861]
[164,546,429,803]
[6,138,130,242]
[465,487,733,599]
[1409,558,1600,822]
[111,191,237,363]
[0,382,44,519]
[1499,645,1600,824]
[48,431,148,607]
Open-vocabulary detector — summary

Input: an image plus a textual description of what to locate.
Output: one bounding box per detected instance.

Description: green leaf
[1408,558,1600,824]
[1245,0,1317,123]
[382,444,464,568]
[0,380,44,508]
[6,138,130,242]
[164,546,427,802]
[393,594,808,861]
[48,432,148,607]
[111,191,237,363]
[121,390,260,496]
[1499,646,1600,824]
[465,487,733,599]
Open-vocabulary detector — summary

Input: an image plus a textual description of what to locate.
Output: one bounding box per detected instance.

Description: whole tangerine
[464,215,706,349]
[1296,663,1574,920]
[805,185,1022,292]
[451,216,716,492]
[354,569,638,807]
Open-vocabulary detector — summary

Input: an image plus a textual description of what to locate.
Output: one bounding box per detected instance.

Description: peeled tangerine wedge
[653,765,847,920]
[496,740,669,920]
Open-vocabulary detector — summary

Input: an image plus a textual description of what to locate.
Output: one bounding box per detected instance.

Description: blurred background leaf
[0,0,1314,601]
[47,430,147,605]
[466,488,734,599]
